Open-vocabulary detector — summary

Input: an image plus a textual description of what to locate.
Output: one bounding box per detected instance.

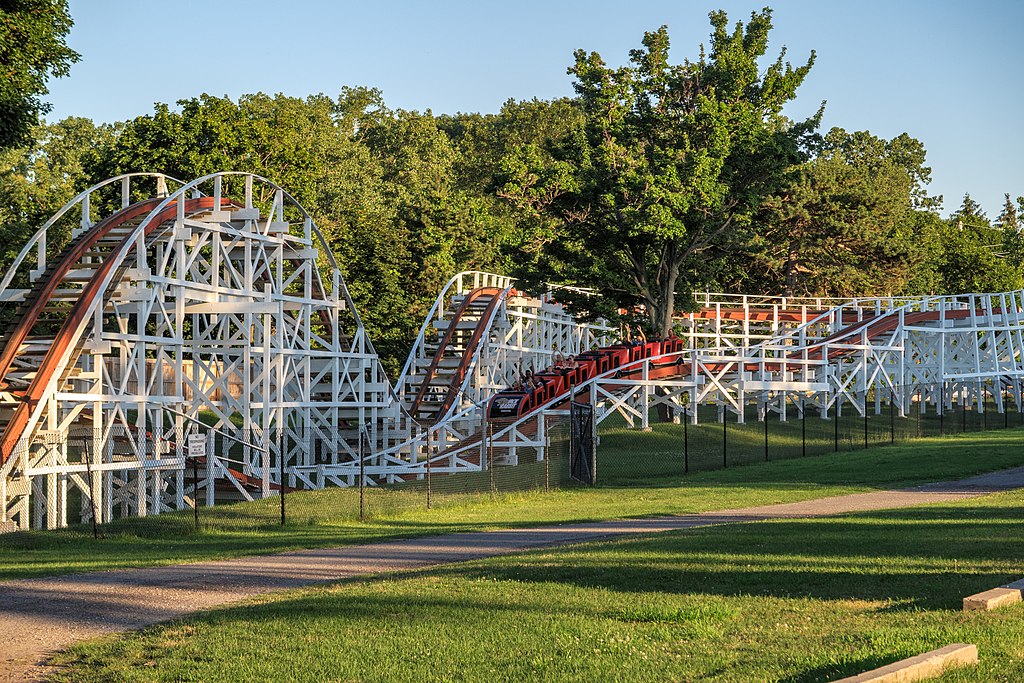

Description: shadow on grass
[598,428,1024,488]
[38,492,1024,683]
[442,503,1024,611]
[775,657,901,683]
[5,426,1024,581]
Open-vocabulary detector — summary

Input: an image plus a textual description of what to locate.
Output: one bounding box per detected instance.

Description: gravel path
[4,466,1023,682]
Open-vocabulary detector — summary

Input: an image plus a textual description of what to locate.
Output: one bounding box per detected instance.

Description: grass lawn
[3,428,1024,580]
[46,490,1024,682]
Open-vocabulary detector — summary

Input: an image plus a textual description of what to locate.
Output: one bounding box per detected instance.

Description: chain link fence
[596,382,1024,481]
[0,414,585,536]
[2,381,1021,538]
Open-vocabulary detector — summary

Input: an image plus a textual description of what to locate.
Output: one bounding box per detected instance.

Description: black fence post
[488,421,496,498]
[683,405,689,474]
[982,386,988,431]
[279,432,286,526]
[545,431,550,493]
[722,410,727,469]
[589,400,598,487]
[889,392,895,444]
[801,399,806,459]
[425,432,432,511]
[192,451,199,532]
[763,404,769,462]
[85,443,100,539]
[962,392,967,433]
[358,429,366,521]
[939,385,944,436]
[1005,387,1009,429]
[863,403,869,449]
[916,399,921,437]
[834,402,839,452]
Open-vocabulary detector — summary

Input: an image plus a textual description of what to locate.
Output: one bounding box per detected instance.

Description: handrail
[408,286,504,419]
[430,285,512,423]
[0,199,164,386]
[0,197,223,463]
[394,270,514,394]
[0,173,188,298]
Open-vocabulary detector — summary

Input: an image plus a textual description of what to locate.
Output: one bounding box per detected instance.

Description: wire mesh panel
[569,401,596,484]
[7,376,1024,543]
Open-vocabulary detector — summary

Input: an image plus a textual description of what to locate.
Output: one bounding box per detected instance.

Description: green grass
[3,427,1024,580]
[595,402,1011,484]
[46,490,1024,682]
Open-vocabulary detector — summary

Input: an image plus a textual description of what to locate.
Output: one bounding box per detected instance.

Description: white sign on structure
[187,433,207,459]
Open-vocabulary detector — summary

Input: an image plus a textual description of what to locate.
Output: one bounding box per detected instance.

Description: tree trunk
[661,286,675,338]
[656,267,679,339]
[655,266,680,422]
[784,238,800,298]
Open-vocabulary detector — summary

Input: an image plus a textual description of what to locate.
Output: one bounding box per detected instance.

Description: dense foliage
[500,12,818,335]
[1,8,1022,370]
[0,0,78,150]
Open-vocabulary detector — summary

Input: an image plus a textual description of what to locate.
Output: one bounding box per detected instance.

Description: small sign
[187,433,207,458]
[489,395,525,418]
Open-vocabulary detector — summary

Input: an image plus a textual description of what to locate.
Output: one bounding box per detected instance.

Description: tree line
[1,5,1022,369]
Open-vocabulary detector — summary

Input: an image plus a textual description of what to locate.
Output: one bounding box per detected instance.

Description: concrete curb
[963,578,1024,611]
[832,643,978,682]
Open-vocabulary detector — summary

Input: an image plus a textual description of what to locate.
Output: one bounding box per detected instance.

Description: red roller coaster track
[486,307,983,424]
[408,286,506,424]
[0,197,226,464]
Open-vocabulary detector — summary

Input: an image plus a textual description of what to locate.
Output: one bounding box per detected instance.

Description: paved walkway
[4,466,1024,682]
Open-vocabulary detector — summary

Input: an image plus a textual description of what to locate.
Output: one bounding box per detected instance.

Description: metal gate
[569,401,596,484]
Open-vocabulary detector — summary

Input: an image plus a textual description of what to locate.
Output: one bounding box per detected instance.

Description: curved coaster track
[2,173,1023,531]
[0,174,610,530]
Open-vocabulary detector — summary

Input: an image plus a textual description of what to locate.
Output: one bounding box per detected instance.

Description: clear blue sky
[47,0,1023,218]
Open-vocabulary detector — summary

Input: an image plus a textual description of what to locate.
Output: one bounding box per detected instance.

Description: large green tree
[743,128,940,297]
[101,92,414,369]
[0,0,79,150]
[500,10,818,335]
[360,108,508,316]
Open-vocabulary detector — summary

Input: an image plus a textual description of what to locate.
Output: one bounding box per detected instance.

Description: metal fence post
[488,421,495,498]
[834,401,839,452]
[939,384,944,436]
[915,397,921,437]
[544,429,550,493]
[192,451,199,532]
[279,432,285,526]
[982,386,988,431]
[205,435,215,507]
[722,409,727,469]
[962,391,966,433]
[423,432,432,507]
[889,392,895,444]
[358,429,365,522]
[763,403,769,462]
[85,442,101,539]
[683,405,689,474]
[863,403,868,449]
[801,399,806,459]
[589,398,598,486]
